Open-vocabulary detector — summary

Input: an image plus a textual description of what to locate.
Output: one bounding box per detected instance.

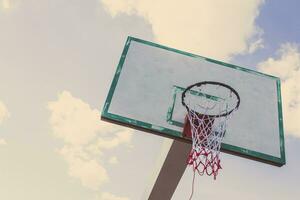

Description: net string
[186,90,231,179]
[184,83,239,199]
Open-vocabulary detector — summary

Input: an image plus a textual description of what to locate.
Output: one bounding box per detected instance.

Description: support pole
[148,140,191,200]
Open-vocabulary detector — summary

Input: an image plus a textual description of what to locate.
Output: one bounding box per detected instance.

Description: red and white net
[186,111,227,179]
[182,82,239,179]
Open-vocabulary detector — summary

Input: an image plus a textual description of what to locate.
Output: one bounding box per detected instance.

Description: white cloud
[57,145,109,190]
[85,126,132,156]
[99,192,129,200]
[0,100,10,124]
[48,91,133,190]
[258,43,300,137]
[101,0,264,60]
[1,0,10,9]
[248,38,264,54]
[48,91,101,145]
[108,156,119,164]
[95,131,132,150]
[0,138,7,145]
[0,0,19,11]
[68,158,109,190]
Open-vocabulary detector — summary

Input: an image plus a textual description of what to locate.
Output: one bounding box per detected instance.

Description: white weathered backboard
[101,36,285,166]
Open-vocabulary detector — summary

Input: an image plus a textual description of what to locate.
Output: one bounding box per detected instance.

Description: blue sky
[233,0,300,67]
[1,1,300,200]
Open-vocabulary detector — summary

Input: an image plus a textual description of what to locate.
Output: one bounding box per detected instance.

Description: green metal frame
[101,36,286,166]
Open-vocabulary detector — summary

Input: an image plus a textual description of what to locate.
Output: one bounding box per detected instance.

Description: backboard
[101,36,285,166]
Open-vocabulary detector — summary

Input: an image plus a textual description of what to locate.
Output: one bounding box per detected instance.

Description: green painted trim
[103,112,182,138]
[168,120,184,128]
[101,37,132,117]
[276,80,286,164]
[166,87,181,126]
[221,143,284,165]
[101,36,285,166]
[129,36,280,80]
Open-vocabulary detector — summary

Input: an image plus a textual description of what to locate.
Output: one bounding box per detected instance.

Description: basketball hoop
[182,81,240,180]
